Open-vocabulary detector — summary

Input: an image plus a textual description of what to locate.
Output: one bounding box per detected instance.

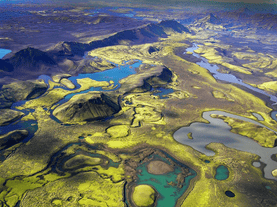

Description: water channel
[186,43,277,109]
[175,44,277,180]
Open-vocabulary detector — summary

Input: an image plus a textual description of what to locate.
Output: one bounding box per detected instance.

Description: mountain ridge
[50,19,190,56]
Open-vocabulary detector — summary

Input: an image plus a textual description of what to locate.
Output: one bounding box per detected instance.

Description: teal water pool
[215,165,229,180]
[135,153,196,207]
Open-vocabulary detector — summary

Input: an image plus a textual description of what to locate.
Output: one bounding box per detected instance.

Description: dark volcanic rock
[147,160,174,175]
[52,20,190,57]
[0,109,24,126]
[119,65,173,94]
[53,92,120,124]
[8,47,56,70]
[148,46,160,54]
[197,13,222,25]
[0,129,28,150]
[0,59,14,72]
[0,79,48,109]
[158,19,191,33]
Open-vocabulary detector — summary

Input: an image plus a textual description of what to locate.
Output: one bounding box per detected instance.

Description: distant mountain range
[0,19,189,78]
[50,20,190,56]
[190,8,277,32]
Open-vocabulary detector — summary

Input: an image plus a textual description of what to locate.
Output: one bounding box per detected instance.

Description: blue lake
[0,48,12,59]
[152,87,174,99]
[42,60,142,107]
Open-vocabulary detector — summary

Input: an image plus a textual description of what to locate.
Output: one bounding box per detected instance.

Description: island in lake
[0,0,277,206]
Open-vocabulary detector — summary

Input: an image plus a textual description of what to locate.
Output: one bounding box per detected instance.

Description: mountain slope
[0,59,14,72]
[51,20,190,56]
[8,47,56,70]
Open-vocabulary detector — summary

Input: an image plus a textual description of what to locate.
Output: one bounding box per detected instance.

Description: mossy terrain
[211,114,277,147]
[132,185,156,207]
[0,17,277,207]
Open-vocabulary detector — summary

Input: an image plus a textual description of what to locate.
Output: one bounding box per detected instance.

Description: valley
[1,1,277,207]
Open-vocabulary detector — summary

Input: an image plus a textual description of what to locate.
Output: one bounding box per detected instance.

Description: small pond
[215,165,229,180]
[152,87,174,99]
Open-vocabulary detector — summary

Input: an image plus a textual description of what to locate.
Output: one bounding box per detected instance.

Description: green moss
[214,115,277,147]
[132,185,156,207]
[52,199,63,206]
[63,154,102,169]
[78,197,107,206]
[106,125,130,138]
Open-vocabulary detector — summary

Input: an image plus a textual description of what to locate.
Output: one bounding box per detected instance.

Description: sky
[0,0,276,3]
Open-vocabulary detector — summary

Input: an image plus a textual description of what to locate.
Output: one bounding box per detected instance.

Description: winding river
[186,44,277,108]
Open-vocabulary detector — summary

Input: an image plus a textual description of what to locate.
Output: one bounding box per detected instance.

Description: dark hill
[8,47,56,70]
[51,20,190,56]
[158,20,190,33]
[0,59,14,72]
[198,13,222,25]
[237,7,255,16]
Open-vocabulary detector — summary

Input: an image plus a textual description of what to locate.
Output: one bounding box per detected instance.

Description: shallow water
[186,44,277,105]
[173,110,277,180]
[86,7,146,20]
[215,165,229,180]
[50,60,142,106]
[252,112,264,121]
[152,87,174,99]
[135,153,196,207]
[0,48,12,59]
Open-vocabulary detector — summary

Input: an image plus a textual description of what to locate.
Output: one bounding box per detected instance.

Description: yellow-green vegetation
[180,143,274,207]
[132,185,156,207]
[258,81,277,93]
[272,169,277,177]
[63,154,102,169]
[0,109,24,126]
[212,90,234,102]
[21,172,125,207]
[212,115,277,147]
[132,106,163,127]
[89,57,115,70]
[106,125,130,138]
[221,62,252,75]
[1,175,48,207]
[21,112,36,121]
[77,77,111,89]
[52,74,71,83]
[60,78,75,89]
[1,26,277,207]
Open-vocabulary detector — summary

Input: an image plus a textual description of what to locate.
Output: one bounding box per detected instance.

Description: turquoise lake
[135,153,196,207]
[215,165,229,180]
